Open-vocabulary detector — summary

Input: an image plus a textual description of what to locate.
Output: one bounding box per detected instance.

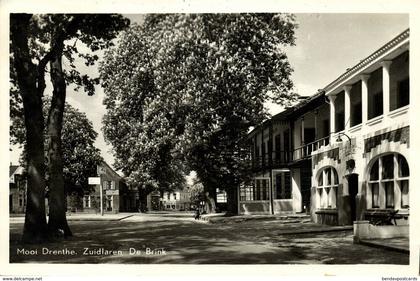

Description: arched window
[317,167,339,209]
[368,153,409,209]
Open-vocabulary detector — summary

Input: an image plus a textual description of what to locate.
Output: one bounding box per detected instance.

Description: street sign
[88,177,101,185]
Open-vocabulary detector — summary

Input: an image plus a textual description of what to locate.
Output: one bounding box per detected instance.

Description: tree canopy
[10,13,129,241]
[100,13,297,213]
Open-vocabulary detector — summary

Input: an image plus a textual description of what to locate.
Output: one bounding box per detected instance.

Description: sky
[9,13,409,170]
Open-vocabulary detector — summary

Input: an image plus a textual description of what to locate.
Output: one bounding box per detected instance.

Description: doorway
[301,167,312,213]
[347,174,358,222]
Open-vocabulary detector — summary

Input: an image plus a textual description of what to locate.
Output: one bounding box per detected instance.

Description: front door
[301,167,312,213]
[348,174,358,222]
[106,195,113,211]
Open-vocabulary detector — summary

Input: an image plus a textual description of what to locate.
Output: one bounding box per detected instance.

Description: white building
[161,190,191,211]
[313,29,409,236]
[239,29,410,240]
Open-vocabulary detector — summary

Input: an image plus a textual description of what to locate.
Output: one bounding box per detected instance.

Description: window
[335,92,345,132]
[317,167,339,209]
[350,81,362,127]
[385,182,394,208]
[83,195,91,208]
[104,181,114,190]
[398,155,409,208]
[255,142,260,159]
[256,180,261,200]
[368,68,383,119]
[173,193,177,200]
[239,179,269,201]
[167,193,170,200]
[372,183,379,208]
[368,153,409,209]
[283,130,290,162]
[397,78,409,108]
[261,142,266,166]
[275,172,291,199]
[401,181,409,208]
[390,51,409,111]
[239,182,255,201]
[261,179,269,200]
[274,134,281,163]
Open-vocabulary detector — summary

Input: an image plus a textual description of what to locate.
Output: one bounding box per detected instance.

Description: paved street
[10,212,408,264]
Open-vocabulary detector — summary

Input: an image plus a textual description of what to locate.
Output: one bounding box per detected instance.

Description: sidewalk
[199,213,409,254]
[9,212,134,222]
[200,212,312,224]
[200,212,353,233]
[65,212,134,221]
[358,237,409,254]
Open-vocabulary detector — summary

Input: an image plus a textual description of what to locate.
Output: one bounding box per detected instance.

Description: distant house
[71,161,138,214]
[9,165,26,214]
[145,189,192,211]
[161,189,191,211]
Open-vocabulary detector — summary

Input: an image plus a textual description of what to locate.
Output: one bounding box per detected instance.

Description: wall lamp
[335,132,352,145]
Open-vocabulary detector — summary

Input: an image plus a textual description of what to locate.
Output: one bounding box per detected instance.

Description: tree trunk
[11,14,49,243]
[226,185,239,215]
[46,44,72,237]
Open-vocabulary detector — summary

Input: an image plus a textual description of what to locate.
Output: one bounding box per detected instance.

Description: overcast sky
[9,13,409,170]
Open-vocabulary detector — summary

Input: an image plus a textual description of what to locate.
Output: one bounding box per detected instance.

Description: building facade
[240,92,330,215]
[239,29,410,231]
[161,190,191,211]
[81,161,138,213]
[312,29,409,227]
[9,165,26,214]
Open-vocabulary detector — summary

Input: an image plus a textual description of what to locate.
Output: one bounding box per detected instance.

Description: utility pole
[100,173,104,216]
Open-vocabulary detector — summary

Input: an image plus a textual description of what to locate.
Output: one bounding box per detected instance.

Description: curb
[202,216,311,224]
[67,215,134,221]
[278,226,353,235]
[358,239,409,254]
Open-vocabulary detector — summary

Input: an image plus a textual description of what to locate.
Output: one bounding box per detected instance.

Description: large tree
[10,14,129,241]
[100,23,187,208]
[101,14,297,214]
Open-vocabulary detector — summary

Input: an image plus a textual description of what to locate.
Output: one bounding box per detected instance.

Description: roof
[324,28,409,94]
[9,165,20,177]
[285,90,326,119]
[99,160,124,181]
[248,28,409,137]
[249,90,326,136]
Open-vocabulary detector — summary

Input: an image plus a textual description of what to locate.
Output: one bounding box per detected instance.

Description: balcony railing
[250,136,331,171]
[252,151,292,170]
[292,136,330,161]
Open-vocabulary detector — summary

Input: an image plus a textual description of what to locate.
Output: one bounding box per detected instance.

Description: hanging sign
[88,177,101,185]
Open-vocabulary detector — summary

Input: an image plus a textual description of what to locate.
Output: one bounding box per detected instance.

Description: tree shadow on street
[9,219,409,264]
